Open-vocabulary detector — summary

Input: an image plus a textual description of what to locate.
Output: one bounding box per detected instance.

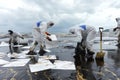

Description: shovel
[95,27,105,59]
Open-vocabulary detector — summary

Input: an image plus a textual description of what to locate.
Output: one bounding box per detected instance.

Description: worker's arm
[113,27,120,31]
[18,34,24,39]
[75,29,83,43]
[45,32,52,41]
[16,33,24,39]
[18,35,24,39]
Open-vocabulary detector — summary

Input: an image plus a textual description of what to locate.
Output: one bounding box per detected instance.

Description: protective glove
[113,27,117,32]
[21,37,24,39]
[46,36,52,41]
[45,32,51,36]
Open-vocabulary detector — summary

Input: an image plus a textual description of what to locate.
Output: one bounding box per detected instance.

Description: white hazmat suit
[8,30,24,54]
[28,21,54,55]
[69,25,96,54]
[113,17,120,45]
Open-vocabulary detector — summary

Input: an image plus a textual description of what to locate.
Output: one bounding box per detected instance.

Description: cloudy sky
[0,0,120,33]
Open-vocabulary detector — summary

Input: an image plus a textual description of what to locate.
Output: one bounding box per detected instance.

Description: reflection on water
[95,59,104,80]
[107,48,120,68]
[74,43,96,80]
[74,54,96,80]
[95,47,120,80]
[74,44,120,80]
[0,37,120,80]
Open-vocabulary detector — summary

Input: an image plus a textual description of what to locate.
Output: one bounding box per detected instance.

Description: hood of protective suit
[8,30,13,35]
[36,21,42,27]
[47,21,54,28]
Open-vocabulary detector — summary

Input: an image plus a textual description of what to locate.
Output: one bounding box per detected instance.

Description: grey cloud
[0,0,119,33]
[74,0,103,13]
[25,0,75,15]
[0,0,99,33]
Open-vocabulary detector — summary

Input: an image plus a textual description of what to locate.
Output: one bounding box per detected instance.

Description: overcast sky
[0,0,120,33]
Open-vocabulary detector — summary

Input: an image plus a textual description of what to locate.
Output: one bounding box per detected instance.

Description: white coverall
[69,25,96,52]
[115,18,120,44]
[8,31,24,54]
[9,32,23,45]
[29,21,53,53]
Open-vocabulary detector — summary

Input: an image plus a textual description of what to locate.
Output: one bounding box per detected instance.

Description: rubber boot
[38,49,46,56]
[27,51,36,55]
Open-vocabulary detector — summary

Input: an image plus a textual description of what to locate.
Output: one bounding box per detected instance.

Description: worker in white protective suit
[27,21,54,55]
[69,25,97,57]
[8,30,24,54]
[113,17,120,46]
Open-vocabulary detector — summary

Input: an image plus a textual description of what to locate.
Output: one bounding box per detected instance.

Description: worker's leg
[30,41,38,51]
[27,41,38,55]
[117,33,120,48]
[9,44,13,54]
[13,41,19,53]
[75,41,86,56]
[38,42,46,56]
[9,39,13,54]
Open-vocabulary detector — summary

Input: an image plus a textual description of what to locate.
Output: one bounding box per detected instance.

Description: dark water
[0,37,120,80]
